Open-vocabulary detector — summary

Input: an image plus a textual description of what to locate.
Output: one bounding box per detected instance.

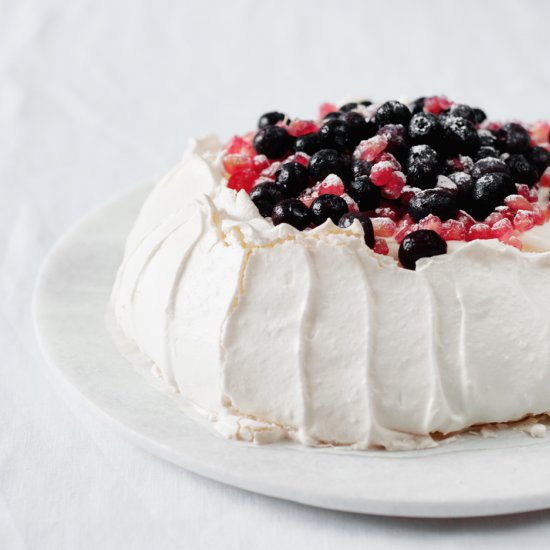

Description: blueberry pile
[223,97,550,269]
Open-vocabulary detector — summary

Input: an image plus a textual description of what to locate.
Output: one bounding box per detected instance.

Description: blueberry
[408,189,459,222]
[338,212,375,248]
[478,129,498,147]
[497,123,531,153]
[319,119,354,151]
[374,100,412,127]
[271,199,310,230]
[308,149,351,183]
[323,111,341,120]
[473,108,487,124]
[294,133,322,156]
[505,154,538,186]
[409,97,426,115]
[448,171,473,199]
[442,116,480,155]
[470,157,510,180]
[275,162,310,196]
[341,111,377,144]
[447,104,476,124]
[258,111,286,128]
[475,146,501,160]
[310,194,349,226]
[250,182,285,217]
[405,144,442,189]
[377,124,409,162]
[253,125,294,159]
[527,146,550,177]
[408,112,442,148]
[359,99,373,107]
[351,159,373,178]
[345,176,381,210]
[468,173,516,219]
[339,102,358,112]
[398,230,447,270]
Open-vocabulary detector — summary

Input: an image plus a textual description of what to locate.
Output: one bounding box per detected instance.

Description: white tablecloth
[3,0,550,547]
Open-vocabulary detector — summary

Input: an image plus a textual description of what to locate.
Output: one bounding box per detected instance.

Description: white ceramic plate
[33,185,550,518]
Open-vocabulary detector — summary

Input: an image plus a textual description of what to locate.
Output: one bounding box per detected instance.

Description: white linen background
[2,0,550,548]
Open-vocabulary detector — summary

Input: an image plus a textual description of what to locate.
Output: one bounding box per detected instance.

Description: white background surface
[3,0,550,548]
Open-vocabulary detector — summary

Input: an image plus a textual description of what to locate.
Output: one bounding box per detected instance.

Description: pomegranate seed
[400,186,420,206]
[441,219,466,241]
[533,204,545,225]
[495,205,515,221]
[370,161,395,187]
[485,211,505,226]
[373,237,389,255]
[225,135,255,156]
[506,236,523,250]
[513,209,536,231]
[397,213,414,230]
[298,188,317,208]
[484,121,501,132]
[540,167,550,187]
[530,120,550,145]
[319,174,345,196]
[227,168,257,194]
[261,161,282,178]
[505,194,533,212]
[319,102,337,119]
[378,152,401,170]
[374,204,401,222]
[342,193,359,212]
[395,223,419,244]
[286,152,310,167]
[456,210,476,231]
[354,135,388,162]
[516,184,538,203]
[546,203,550,220]
[424,95,452,115]
[223,153,253,175]
[446,155,473,173]
[381,171,406,199]
[466,223,493,241]
[418,214,443,235]
[371,217,397,237]
[491,218,514,241]
[252,154,270,172]
[287,119,318,137]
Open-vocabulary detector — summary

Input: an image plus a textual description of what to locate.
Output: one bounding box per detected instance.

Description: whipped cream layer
[111,137,550,450]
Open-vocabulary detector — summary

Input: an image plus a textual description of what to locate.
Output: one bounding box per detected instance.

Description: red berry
[440,219,466,241]
[540,167,550,187]
[495,205,515,221]
[226,135,255,156]
[374,204,401,222]
[380,171,406,200]
[533,204,545,225]
[418,214,443,235]
[287,119,318,137]
[227,168,257,194]
[513,210,535,231]
[530,120,550,145]
[370,161,395,187]
[506,236,523,250]
[373,237,389,255]
[260,161,282,178]
[319,102,338,119]
[378,152,401,170]
[456,210,476,231]
[223,153,253,175]
[342,193,359,212]
[371,217,397,237]
[354,135,388,162]
[395,223,419,244]
[491,218,514,241]
[504,194,533,212]
[424,95,452,115]
[484,211,505,226]
[252,155,270,172]
[397,213,414,230]
[400,186,420,206]
[319,174,345,196]
[286,152,310,167]
[466,223,493,241]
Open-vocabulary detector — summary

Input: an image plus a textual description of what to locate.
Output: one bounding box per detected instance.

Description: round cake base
[33,184,550,518]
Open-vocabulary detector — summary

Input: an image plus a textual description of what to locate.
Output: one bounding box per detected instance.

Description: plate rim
[32,185,550,519]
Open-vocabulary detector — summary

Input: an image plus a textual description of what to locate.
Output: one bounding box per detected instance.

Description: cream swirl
[111,137,550,450]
